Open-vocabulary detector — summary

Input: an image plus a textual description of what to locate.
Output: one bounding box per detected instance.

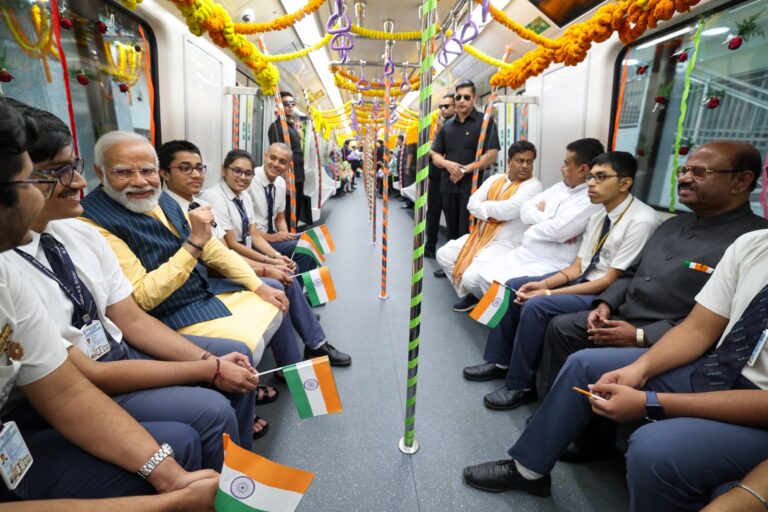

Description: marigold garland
[234,0,325,34]
[330,65,420,89]
[472,0,560,49]
[120,0,142,9]
[265,33,331,62]
[166,0,280,94]
[101,41,141,86]
[350,24,427,41]
[333,73,409,97]
[464,44,514,70]
[490,0,702,89]
[1,5,56,82]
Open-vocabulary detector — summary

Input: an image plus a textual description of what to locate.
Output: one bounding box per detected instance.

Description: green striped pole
[399,0,437,455]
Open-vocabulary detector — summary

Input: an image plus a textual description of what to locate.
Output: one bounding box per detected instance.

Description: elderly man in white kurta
[437,142,542,307]
[470,138,607,298]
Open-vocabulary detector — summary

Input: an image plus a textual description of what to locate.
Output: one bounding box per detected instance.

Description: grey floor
[254,188,629,511]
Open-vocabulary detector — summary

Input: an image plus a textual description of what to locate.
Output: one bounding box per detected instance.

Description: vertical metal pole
[371,130,377,245]
[380,45,393,300]
[399,0,436,455]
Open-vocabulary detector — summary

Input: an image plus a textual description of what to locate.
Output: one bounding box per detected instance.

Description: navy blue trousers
[507,348,768,511]
[483,273,595,390]
[262,277,324,349]
[272,239,317,274]
[2,422,201,501]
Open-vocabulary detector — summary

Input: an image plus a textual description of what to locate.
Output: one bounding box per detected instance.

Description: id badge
[0,421,33,490]
[748,329,768,367]
[81,320,110,360]
[245,235,252,249]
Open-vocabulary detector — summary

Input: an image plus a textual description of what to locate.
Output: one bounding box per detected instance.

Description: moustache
[677,183,695,192]
[124,185,158,194]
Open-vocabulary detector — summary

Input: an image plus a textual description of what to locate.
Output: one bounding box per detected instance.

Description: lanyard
[14,245,95,324]
[591,196,635,257]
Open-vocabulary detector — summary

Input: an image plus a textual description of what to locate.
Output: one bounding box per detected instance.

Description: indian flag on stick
[216,434,314,512]
[304,224,335,254]
[284,356,342,419]
[470,281,512,328]
[300,266,336,306]
[294,235,325,264]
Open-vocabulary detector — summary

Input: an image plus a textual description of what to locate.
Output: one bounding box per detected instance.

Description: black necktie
[232,197,250,245]
[38,233,127,360]
[572,215,611,284]
[691,283,768,391]
[265,184,275,234]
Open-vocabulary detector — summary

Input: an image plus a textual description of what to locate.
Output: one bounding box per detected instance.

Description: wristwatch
[635,328,646,348]
[645,391,664,422]
[137,443,174,479]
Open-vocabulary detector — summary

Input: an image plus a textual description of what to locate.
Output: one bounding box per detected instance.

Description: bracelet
[185,239,204,251]
[201,351,212,360]
[137,443,174,479]
[545,289,552,296]
[209,358,221,388]
[732,483,768,508]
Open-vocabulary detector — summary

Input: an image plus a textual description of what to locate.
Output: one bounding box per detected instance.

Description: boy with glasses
[431,80,500,241]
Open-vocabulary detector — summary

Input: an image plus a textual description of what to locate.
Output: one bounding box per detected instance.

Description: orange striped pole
[380,64,392,299]
[370,131,377,245]
[469,48,512,232]
[258,37,297,234]
[232,95,240,148]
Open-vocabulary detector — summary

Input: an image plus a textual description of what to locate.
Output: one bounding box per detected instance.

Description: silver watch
[137,443,174,479]
[635,328,645,348]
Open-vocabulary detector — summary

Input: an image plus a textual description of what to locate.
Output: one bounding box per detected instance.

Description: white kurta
[471,181,601,296]
[436,175,543,297]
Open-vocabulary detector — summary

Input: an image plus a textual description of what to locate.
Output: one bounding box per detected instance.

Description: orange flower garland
[234,0,325,34]
[330,65,420,90]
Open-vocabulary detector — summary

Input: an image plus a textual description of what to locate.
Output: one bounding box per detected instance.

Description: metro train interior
[1,0,767,510]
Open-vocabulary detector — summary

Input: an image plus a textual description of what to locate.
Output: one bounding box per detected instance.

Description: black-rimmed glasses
[454,94,472,101]
[587,173,622,184]
[675,165,745,180]
[0,178,59,199]
[32,158,84,187]
[168,164,207,175]
[227,167,255,178]
[438,104,453,109]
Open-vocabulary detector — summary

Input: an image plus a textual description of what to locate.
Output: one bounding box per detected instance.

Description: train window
[611,0,767,213]
[0,0,158,189]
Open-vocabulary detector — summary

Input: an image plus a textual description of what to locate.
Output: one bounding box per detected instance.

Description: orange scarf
[452,175,526,282]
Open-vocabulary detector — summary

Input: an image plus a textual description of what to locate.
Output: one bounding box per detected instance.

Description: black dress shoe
[484,387,537,410]
[453,295,479,312]
[434,269,447,278]
[424,247,436,259]
[304,343,352,366]
[558,442,620,463]
[463,459,551,497]
[463,362,507,381]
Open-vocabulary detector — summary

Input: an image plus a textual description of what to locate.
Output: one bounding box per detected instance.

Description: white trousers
[436,235,519,299]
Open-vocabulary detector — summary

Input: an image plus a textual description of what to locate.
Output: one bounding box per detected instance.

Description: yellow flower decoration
[234,0,325,34]
[331,65,420,90]
[265,33,331,62]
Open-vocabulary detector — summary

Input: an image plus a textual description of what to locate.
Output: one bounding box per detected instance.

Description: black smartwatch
[645,391,664,421]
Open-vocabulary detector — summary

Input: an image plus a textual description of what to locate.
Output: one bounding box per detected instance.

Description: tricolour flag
[284,356,342,419]
[215,434,314,512]
[684,260,714,274]
[469,281,512,328]
[304,225,335,254]
[300,266,336,306]
[294,235,325,264]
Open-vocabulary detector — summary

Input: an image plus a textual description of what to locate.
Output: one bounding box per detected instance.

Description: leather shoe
[463,362,507,382]
[453,295,479,312]
[434,269,447,278]
[304,343,351,366]
[484,387,537,410]
[558,442,620,463]
[424,247,436,259]
[463,459,551,497]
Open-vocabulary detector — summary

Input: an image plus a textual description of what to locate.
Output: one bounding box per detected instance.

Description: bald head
[263,142,293,182]
[694,140,761,191]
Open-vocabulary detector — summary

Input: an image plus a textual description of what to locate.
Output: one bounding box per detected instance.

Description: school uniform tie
[38,233,127,360]
[266,184,276,234]
[572,215,611,284]
[690,283,768,391]
[232,197,250,245]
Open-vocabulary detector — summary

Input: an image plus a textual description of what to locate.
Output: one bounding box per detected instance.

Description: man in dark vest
[268,91,307,226]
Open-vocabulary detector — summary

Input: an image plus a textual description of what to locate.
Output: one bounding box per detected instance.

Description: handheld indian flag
[470,281,512,328]
[300,267,336,306]
[216,434,314,512]
[294,235,325,264]
[303,225,335,254]
[284,356,342,419]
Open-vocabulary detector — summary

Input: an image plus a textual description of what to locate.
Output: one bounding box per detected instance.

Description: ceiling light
[702,27,729,37]
[623,58,639,66]
[637,27,691,49]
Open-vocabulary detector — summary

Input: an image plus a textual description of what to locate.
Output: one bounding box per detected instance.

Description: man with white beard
[79,131,303,370]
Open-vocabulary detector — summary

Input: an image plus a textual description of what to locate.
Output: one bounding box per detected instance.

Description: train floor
[253,186,629,511]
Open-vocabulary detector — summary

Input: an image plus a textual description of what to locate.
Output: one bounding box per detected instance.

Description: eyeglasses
[227,166,254,178]
[512,158,534,166]
[168,163,207,175]
[675,165,744,180]
[454,94,472,102]
[110,167,159,181]
[587,173,622,184]
[438,104,453,109]
[283,102,296,107]
[32,158,85,187]
[0,178,59,199]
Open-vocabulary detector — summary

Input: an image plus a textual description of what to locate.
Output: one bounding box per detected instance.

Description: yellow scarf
[452,175,527,282]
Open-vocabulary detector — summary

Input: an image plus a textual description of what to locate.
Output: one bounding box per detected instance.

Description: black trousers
[441,191,470,242]
[425,176,442,251]
[285,181,310,227]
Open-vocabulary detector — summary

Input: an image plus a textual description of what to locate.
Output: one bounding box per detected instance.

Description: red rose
[677,51,688,62]
[0,69,13,83]
[706,97,720,109]
[60,17,74,30]
[654,96,666,104]
[119,84,129,93]
[679,146,690,156]
[96,21,107,34]
[76,72,90,86]
[728,36,743,50]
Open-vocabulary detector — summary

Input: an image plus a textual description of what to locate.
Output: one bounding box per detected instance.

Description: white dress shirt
[247,166,286,233]
[200,183,256,243]
[468,174,544,246]
[5,219,133,356]
[164,189,226,240]
[576,194,661,280]
[695,229,768,390]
